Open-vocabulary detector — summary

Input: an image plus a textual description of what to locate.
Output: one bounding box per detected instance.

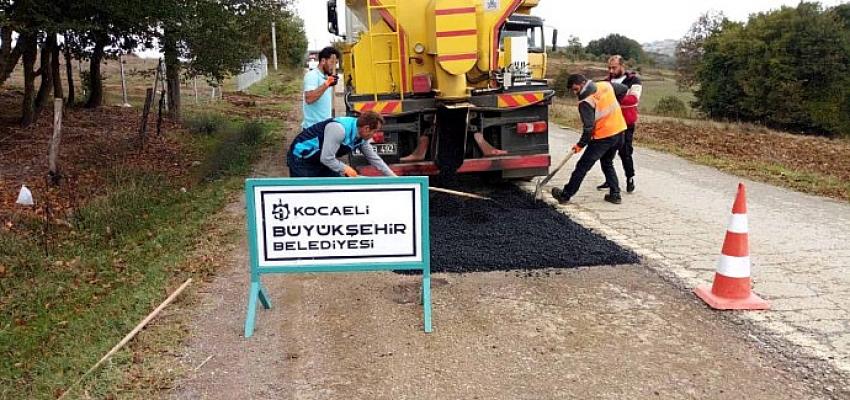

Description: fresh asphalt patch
[428,182,640,273]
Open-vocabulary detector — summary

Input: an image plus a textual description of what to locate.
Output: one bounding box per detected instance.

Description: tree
[256,12,307,68]
[833,3,850,30]
[694,2,850,136]
[676,11,728,90]
[0,23,24,86]
[2,0,306,124]
[585,34,645,63]
[165,0,304,119]
[563,35,585,61]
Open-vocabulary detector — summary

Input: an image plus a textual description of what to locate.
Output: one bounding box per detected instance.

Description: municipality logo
[272,200,290,221]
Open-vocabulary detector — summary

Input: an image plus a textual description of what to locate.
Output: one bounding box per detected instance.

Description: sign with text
[243,177,432,338]
[254,184,422,267]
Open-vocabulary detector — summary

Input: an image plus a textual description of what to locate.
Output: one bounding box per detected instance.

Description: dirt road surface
[168,129,843,399]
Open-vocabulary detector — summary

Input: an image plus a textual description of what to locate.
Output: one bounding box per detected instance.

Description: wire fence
[235,54,269,91]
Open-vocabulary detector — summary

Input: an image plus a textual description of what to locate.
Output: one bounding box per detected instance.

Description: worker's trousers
[562,133,624,198]
[619,125,635,178]
[286,151,339,178]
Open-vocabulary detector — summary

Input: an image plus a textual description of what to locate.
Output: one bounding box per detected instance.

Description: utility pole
[271,22,279,70]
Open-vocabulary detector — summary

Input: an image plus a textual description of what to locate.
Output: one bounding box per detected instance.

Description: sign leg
[258,283,272,309]
[422,270,433,333]
[244,282,260,338]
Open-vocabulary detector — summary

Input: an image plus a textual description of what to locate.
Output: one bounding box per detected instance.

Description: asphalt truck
[327,0,555,179]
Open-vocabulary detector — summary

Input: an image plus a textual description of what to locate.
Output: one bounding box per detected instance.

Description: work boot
[596,181,610,191]
[604,193,622,204]
[626,177,635,193]
[551,187,570,204]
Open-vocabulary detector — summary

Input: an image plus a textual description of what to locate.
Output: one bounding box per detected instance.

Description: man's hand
[342,165,359,177]
[572,144,584,154]
[325,74,339,87]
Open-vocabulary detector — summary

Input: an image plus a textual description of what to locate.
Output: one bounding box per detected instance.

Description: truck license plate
[371,143,397,155]
[355,143,398,156]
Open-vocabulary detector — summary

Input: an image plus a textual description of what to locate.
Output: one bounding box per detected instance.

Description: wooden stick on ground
[58,278,193,400]
[429,186,491,201]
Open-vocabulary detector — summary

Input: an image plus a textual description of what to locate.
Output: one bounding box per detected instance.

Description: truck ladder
[365,0,405,102]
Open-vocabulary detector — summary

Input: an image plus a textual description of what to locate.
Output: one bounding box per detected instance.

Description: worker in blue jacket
[287,111,396,178]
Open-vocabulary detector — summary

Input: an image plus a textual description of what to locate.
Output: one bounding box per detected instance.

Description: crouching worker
[287,111,397,178]
[551,74,627,205]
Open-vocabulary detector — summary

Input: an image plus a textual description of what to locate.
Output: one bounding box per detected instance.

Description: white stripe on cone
[716,255,751,278]
[726,213,748,234]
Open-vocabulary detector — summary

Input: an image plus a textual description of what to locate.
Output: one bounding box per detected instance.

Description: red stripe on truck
[435,7,476,15]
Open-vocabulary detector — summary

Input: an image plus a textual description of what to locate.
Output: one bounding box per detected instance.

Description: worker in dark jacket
[287,111,396,178]
[552,74,628,204]
[599,55,642,193]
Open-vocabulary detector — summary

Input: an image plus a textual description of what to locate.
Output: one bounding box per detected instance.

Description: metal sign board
[243,177,432,338]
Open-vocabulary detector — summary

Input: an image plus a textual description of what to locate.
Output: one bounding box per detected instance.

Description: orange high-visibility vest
[580,82,627,140]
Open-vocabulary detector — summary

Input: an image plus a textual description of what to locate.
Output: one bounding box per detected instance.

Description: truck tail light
[413,74,432,94]
[516,121,547,134]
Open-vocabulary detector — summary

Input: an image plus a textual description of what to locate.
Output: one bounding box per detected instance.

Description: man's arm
[612,82,629,103]
[626,74,643,99]
[622,75,642,107]
[319,122,348,174]
[577,101,595,148]
[304,73,334,105]
[359,142,397,176]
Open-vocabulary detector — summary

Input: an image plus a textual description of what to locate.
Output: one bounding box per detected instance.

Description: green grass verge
[245,68,303,98]
[640,139,850,202]
[639,78,696,117]
[0,115,279,399]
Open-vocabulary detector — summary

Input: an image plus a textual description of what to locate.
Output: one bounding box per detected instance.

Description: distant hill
[642,39,677,57]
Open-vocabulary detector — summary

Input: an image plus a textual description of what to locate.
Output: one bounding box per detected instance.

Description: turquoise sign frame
[243,176,432,338]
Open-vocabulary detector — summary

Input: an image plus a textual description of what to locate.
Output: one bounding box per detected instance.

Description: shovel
[430,186,491,201]
[533,150,578,200]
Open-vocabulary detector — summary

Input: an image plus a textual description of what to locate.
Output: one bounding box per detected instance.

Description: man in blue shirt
[288,111,396,178]
[302,47,341,129]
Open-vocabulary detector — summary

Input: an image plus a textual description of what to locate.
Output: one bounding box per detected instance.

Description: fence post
[119,54,131,107]
[157,89,165,136]
[138,88,154,148]
[160,61,169,113]
[48,98,63,185]
[271,22,278,71]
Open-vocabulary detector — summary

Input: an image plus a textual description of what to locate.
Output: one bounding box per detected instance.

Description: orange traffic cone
[694,183,769,310]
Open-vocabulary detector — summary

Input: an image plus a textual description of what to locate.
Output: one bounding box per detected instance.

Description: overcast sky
[295,0,848,49]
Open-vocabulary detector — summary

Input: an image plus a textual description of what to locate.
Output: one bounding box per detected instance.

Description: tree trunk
[52,36,63,100]
[163,29,181,121]
[1,27,24,86]
[20,33,38,127]
[65,44,75,106]
[34,34,56,120]
[85,33,107,109]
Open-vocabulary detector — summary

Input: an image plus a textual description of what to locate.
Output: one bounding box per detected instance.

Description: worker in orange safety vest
[552,73,628,205]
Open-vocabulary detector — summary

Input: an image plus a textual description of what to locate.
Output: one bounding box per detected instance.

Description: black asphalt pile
[429,183,640,273]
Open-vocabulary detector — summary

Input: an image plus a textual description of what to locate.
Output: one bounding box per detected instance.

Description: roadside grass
[0,111,280,399]
[548,59,697,118]
[638,77,696,117]
[640,139,850,202]
[244,67,303,98]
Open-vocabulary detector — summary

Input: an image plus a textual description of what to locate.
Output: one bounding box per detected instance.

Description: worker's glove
[572,144,584,154]
[325,74,339,87]
[342,165,359,177]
